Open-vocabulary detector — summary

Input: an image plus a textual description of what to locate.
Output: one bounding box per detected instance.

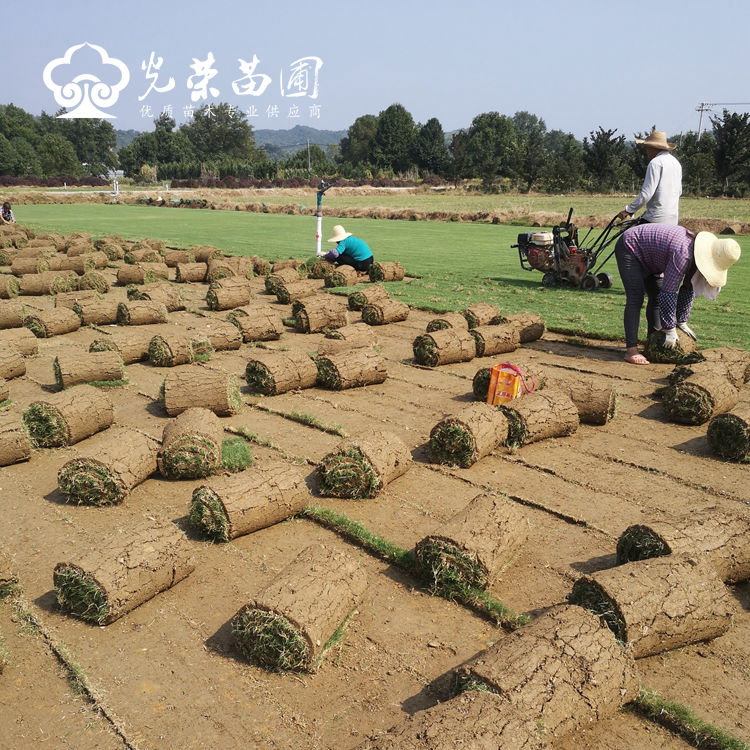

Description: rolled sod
[425,311,470,333]
[316,348,388,390]
[539,370,619,425]
[158,407,223,479]
[644,329,701,364]
[663,372,739,425]
[161,366,244,416]
[23,385,114,448]
[72,298,119,325]
[707,403,750,463]
[324,265,359,288]
[0,349,25,380]
[412,329,476,367]
[271,258,303,272]
[0,327,38,356]
[206,284,251,311]
[700,346,750,383]
[77,271,110,294]
[317,326,376,356]
[497,313,546,343]
[309,260,335,279]
[163,249,195,267]
[90,327,163,363]
[0,377,7,402]
[368,260,404,282]
[429,403,509,468]
[116,263,169,285]
[245,350,318,395]
[461,302,502,329]
[470,324,519,357]
[186,319,242,352]
[24,308,81,338]
[191,245,222,263]
[317,431,411,499]
[53,351,125,389]
[668,349,750,390]
[175,262,208,282]
[54,517,194,624]
[65,252,107,274]
[0,418,32,466]
[0,299,26,329]
[0,275,20,299]
[501,390,579,448]
[148,332,213,367]
[275,279,320,305]
[294,295,349,333]
[189,460,309,542]
[348,284,389,311]
[616,509,750,584]
[19,271,78,295]
[251,255,270,276]
[53,289,100,309]
[11,257,49,274]
[116,300,169,326]
[57,427,159,505]
[226,306,283,342]
[206,256,253,282]
[129,282,184,312]
[124,247,162,264]
[361,298,410,325]
[231,543,367,671]
[0,247,16,265]
[265,266,300,294]
[416,493,527,591]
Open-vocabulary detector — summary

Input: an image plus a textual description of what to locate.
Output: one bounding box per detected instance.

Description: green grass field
[18,203,750,350]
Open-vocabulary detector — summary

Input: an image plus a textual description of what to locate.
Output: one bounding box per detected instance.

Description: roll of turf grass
[158,407,223,479]
[663,372,739,425]
[470,325,519,357]
[0,419,32,466]
[707,403,750,462]
[53,351,125,389]
[265,267,300,294]
[161,366,243,417]
[245,351,318,395]
[413,329,475,367]
[426,312,469,333]
[361,299,410,325]
[24,307,81,338]
[316,348,387,390]
[347,284,388,311]
[294,295,349,333]
[324,265,358,288]
[501,390,579,448]
[226,307,283,342]
[429,403,508,468]
[148,333,213,367]
[116,300,169,326]
[643,329,702,364]
[461,302,502,329]
[368,261,404,282]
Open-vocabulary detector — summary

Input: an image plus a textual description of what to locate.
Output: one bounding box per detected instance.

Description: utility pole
[696,102,750,136]
[307,139,311,171]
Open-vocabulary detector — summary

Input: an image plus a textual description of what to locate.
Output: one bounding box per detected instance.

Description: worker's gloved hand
[616,210,632,222]
[315,250,326,257]
[662,328,679,349]
[677,322,697,340]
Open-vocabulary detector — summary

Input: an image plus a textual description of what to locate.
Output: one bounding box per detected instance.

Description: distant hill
[253,125,346,160]
[115,129,142,150]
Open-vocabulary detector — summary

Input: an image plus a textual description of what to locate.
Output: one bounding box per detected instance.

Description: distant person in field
[616,129,682,225]
[0,202,16,224]
[614,224,740,365]
[323,224,374,273]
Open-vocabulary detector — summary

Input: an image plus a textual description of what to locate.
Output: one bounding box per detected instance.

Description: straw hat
[635,130,676,151]
[694,232,741,287]
[328,225,352,243]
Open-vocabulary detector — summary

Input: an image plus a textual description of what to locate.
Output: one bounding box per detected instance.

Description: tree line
[1,101,750,196]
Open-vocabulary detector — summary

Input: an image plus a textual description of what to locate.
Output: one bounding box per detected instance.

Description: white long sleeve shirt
[625,150,682,225]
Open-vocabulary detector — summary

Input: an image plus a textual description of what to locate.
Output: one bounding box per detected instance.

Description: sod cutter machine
[512,208,638,291]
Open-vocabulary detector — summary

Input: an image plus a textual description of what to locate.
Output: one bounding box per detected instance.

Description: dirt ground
[0,265,748,750]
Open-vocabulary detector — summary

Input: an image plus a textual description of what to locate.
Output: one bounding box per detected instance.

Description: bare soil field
[0,244,748,749]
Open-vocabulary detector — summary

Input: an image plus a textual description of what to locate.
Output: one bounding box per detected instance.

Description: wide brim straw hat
[328,225,352,243]
[635,130,676,151]
[694,232,741,287]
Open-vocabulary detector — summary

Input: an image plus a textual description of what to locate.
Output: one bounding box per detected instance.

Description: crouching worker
[615,224,740,365]
[323,224,374,274]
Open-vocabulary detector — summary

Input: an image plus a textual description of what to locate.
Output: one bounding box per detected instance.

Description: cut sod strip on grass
[57,427,159,505]
[226,306,283,342]
[0,418,32,466]
[275,279,319,305]
[0,349,25,380]
[496,312,546,343]
[469,324,519,358]
[54,517,194,625]
[415,493,527,592]
[413,329,476,367]
[231,543,367,672]
[245,350,318,395]
[315,348,388,390]
[53,351,125,389]
[361,298,410,326]
[569,555,735,658]
[23,307,81,338]
[161,366,243,417]
[501,390,579,448]
[116,300,169,326]
[264,266,300,294]
[348,283,389,311]
[644,329,702,364]
[90,327,159,364]
[128,282,184,312]
[461,302,502,329]
[72,298,119,325]
[317,430,411,499]
[158,407,223,479]
[616,510,750,584]
[426,311,470,333]
[23,385,114,448]
[175,262,207,282]
[429,403,509,468]
[707,403,750,462]
[294,294,349,333]
[148,332,213,367]
[324,265,359,288]
[189,460,308,542]
[368,260,404,283]
[663,372,740,425]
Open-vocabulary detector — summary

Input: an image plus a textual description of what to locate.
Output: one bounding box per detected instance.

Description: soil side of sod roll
[0,299,27,328]
[275,279,320,305]
[707,402,750,463]
[129,283,184,312]
[368,261,404,283]
[540,370,619,425]
[309,260,335,279]
[189,461,309,542]
[317,323,377,355]
[0,418,32,466]
[501,390,580,448]
[415,493,527,591]
[426,311,470,333]
[429,403,509,468]
[90,327,166,363]
[116,263,168,286]
[699,345,750,382]
[265,267,300,294]
[616,508,750,584]
[569,554,735,657]
[347,284,389,311]
[187,320,242,352]
[24,307,81,338]
[175,262,208,283]
[0,349,25,380]
[158,407,223,479]
[72,298,119,325]
[231,543,367,671]
[206,284,251,311]
[294,295,349,333]
[461,302,502,329]
[470,324,519,357]
[148,332,212,367]
[496,313,546,343]
[163,249,195,267]
[245,350,318,395]
[324,265,359,288]
[57,427,159,505]
[54,351,125,389]
[317,430,411,499]
[54,517,194,625]
[413,329,476,367]
[0,327,38,356]
[162,366,244,417]
[23,385,114,448]
[663,371,739,425]
[361,298,410,326]
[226,307,283,342]
[668,359,746,390]
[116,300,169,326]
[316,348,388,390]
[54,289,100,309]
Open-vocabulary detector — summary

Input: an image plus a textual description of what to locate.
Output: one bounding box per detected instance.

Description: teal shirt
[330,235,373,262]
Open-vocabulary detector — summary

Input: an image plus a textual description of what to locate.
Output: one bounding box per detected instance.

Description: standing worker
[614,224,740,365]
[616,130,682,225]
[323,224,374,274]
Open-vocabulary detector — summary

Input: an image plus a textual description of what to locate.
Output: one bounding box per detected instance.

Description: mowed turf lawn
[19,203,750,350]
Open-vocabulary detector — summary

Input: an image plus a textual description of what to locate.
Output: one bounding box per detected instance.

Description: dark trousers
[614,237,663,348]
[335,255,374,272]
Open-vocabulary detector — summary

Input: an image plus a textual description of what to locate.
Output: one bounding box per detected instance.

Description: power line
[696,102,750,136]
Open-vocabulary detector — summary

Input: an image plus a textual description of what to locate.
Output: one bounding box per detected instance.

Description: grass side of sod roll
[472,368,491,401]
[161,436,220,479]
[54,566,110,624]
[706,413,750,462]
[231,607,310,672]
[415,538,487,590]
[568,578,627,643]
[245,361,277,395]
[315,357,344,389]
[412,334,440,367]
[317,447,379,499]
[189,487,231,542]
[58,460,125,506]
[22,404,67,447]
[428,422,477,467]
[500,407,527,448]
[615,526,671,565]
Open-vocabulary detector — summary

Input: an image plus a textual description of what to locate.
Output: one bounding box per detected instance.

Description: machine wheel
[596,272,613,289]
[581,273,600,291]
[542,272,557,287]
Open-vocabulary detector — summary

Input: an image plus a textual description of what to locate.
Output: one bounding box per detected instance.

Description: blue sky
[4,0,750,139]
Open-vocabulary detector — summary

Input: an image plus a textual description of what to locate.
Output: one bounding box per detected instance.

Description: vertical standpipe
[315,180,332,256]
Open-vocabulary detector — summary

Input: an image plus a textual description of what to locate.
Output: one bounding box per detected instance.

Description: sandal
[624,352,650,365]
